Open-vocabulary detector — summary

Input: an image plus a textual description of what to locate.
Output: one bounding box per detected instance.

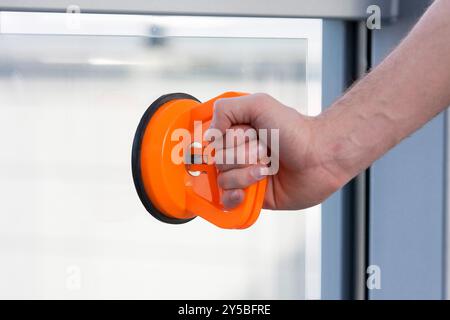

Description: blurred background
[0,13,321,299]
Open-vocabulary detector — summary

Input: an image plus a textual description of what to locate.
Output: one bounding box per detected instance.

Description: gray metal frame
[369,0,445,299]
[351,21,371,300]
[321,20,352,299]
[0,0,399,20]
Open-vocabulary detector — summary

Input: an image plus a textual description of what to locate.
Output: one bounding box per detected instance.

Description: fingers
[218,165,267,190]
[209,93,273,134]
[207,93,276,209]
[221,189,245,209]
[209,124,256,150]
[213,125,270,170]
[215,140,266,172]
[219,165,268,209]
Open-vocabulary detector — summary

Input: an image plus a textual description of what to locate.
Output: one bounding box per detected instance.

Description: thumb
[208,93,271,134]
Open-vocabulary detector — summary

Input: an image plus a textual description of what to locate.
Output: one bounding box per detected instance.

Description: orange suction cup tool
[132,92,267,229]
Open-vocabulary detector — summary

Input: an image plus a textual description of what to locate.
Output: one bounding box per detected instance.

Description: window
[0,12,322,299]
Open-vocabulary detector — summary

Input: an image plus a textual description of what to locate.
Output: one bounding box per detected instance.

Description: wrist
[296,112,353,192]
[314,96,399,187]
[314,114,355,186]
[312,101,374,188]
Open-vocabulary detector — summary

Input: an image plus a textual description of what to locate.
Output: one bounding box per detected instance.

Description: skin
[208,0,450,210]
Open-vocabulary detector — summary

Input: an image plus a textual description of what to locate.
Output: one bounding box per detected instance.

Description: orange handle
[185,92,267,229]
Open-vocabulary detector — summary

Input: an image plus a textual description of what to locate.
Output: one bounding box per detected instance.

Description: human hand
[207,93,349,210]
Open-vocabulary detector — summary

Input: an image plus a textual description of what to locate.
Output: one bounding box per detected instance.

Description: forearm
[318,0,450,183]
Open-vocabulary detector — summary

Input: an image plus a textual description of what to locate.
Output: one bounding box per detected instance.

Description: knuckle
[213,98,227,114]
[252,92,272,105]
[217,173,227,188]
[215,163,227,172]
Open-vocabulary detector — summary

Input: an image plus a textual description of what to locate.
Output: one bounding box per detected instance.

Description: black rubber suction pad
[132,93,200,224]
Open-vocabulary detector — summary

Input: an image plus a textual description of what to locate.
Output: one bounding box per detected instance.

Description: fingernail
[222,190,242,209]
[230,190,241,201]
[204,128,214,141]
[251,166,268,181]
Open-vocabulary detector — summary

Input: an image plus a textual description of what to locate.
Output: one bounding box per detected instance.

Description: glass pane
[0,14,321,299]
